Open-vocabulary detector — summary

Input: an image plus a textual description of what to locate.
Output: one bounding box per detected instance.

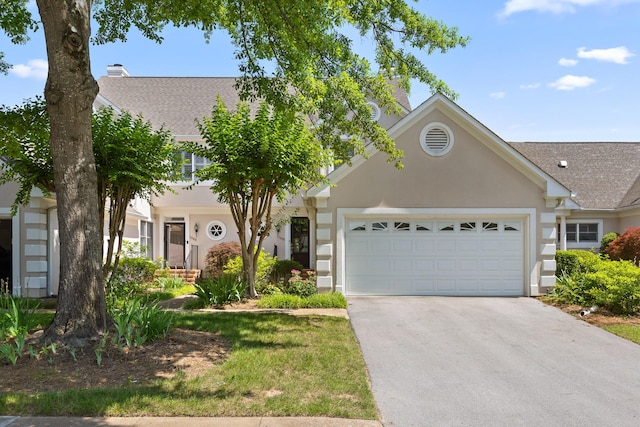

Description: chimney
[106,64,129,77]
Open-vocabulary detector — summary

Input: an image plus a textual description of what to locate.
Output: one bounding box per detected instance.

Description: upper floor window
[180,151,211,181]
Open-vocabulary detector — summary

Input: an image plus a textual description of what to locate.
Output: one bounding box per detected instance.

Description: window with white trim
[139,221,153,258]
[181,151,211,181]
[206,220,227,241]
[559,222,599,243]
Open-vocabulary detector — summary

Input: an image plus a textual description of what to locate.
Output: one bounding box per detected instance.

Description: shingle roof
[509,142,640,210]
[97,77,245,137]
[97,75,412,137]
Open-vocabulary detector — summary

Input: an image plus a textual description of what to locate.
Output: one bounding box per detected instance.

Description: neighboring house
[1,64,639,297]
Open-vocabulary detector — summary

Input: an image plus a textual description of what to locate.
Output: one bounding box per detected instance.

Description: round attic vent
[420,122,454,156]
[367,102,381,121]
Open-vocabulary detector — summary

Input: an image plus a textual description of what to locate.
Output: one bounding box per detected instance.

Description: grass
[602,324,640,344]
[146,284,196,302]
[0,312,377,419]
[257,293,347,309]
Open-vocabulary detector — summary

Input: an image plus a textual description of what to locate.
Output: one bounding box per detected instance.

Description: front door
[0,218,11,294]
[165,223,185,268]
[291,217,310,268]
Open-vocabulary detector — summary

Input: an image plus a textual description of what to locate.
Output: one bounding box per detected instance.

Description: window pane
[566,224,577,242]
[578,223,598,242]
[181,151,193,180]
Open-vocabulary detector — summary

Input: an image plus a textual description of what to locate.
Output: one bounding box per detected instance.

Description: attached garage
[344,217,525,296]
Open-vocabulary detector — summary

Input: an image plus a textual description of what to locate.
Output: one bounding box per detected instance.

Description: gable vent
[424,128,449,152]
[420,123,454,157]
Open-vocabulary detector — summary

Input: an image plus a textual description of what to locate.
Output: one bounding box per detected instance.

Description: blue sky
[1,0,639,142]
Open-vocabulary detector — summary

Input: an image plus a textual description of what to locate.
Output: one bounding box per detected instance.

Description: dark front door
[0,218,12,294]
[291,217,310,268]
[165,223,185,268]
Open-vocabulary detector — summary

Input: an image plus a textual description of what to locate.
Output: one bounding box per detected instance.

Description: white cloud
[499,0,639,17]
[577,46,634,64]
[559,58,578,66]
[548,74,596,90]
[9,59,48,80]
[490,91,506,99]
[519,83,541,89]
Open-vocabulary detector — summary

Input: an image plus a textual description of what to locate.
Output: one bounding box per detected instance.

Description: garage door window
[395,222,411,231]
[372,222,388,231]
[460,222,476,232]
[483,222,499,231]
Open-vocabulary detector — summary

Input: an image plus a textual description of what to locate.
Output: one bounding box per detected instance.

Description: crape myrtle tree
[0,0,468,344]
[183,99,329,297]
[0,98,179,287]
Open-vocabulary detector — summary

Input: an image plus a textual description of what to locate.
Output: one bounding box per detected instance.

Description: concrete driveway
[348,297,640,427]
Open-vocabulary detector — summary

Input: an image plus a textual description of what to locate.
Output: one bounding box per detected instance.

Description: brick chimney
[106,64,129,77]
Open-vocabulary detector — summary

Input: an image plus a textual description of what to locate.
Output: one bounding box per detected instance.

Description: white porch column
[560,215,567,251]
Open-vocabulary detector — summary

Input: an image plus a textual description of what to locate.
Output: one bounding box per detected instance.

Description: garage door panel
[345,218,525,296]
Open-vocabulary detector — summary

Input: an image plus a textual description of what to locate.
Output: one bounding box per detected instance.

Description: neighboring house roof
[97,68,411,138]
[97,76,244,137]
[509,142,640,210]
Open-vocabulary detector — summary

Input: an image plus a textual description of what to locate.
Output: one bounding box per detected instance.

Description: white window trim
[206,220,227,241]
[367,102,381,121]
[559,219,603,250]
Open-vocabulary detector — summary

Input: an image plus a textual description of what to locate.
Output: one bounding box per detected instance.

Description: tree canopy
[1,0,468,344]
[183,98,329,296]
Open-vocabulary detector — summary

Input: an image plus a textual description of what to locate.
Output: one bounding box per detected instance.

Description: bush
[205,242,242,278]
[256,292,347,309]
[605,227,640,265]
[600,232,619,254]
[555,250,602,276]
[194,275,247,306]
[224,249,276,288]
[108,298,173,348]
[280,269,317,297]
[154,275,187,290]
[270,259,304,284]
[113,257,159,284]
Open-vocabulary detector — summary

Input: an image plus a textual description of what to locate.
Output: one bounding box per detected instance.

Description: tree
[183,99,328,297]
[92,107,179,280]
[0,98,180,283]
[1,0,468,344]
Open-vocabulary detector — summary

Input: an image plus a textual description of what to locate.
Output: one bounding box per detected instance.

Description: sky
[1,0,639,142]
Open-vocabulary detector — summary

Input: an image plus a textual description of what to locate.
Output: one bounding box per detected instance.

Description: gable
[309,94,570,203]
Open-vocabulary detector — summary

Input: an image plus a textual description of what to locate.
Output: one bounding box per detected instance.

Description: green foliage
[549,257,640,315]
[257,292,347,309]
[224,250,276,289]
[555,250,602,276]
[280,269,318,298]
[205,242,242,278]
[111,257,159,284]
[270,259,304,284]
[600,232,620,254]
[0,294,39,364]
[154,275,187,290]
[0,98,53,214]
[108,298,174,348]
[194,275,247,306]
[604,226,640,265]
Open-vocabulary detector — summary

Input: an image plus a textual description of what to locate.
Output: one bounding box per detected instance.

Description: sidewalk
[1,416,381,427]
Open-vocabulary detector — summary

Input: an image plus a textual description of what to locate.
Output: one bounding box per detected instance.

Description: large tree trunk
[37,0,107,346]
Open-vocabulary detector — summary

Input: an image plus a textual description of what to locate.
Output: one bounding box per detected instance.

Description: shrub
[555,250,602,276]
[605,227,640,265]
[256,292,347,309]
[582,260,640,314]
[600,232,619,254]
[154,275,187,290]
[205,242,241,278]
[280,269,317,297]
[270,259,304,284]
[111,257,159,284]
[194,275,247,306]
[224,249,276,287]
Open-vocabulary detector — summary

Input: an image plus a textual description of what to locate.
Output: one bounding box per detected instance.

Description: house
[1,64,639,297]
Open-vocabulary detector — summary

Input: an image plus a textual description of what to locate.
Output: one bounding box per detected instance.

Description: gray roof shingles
[509,142,640,210]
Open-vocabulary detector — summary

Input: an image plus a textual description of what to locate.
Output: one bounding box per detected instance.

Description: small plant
[109,298,174,349]
[155,275,186,290]
[0,342,19,365]
[205,242,242,278]
[68,346,77,362]
[281,269,317,297]
[605,227,640,265]
[194,275,247,306]
[256,292,347,309]
[269,259,304,284]
[600,232,620,254]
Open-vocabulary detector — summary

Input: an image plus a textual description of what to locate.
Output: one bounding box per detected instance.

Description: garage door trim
[335,208,536,296]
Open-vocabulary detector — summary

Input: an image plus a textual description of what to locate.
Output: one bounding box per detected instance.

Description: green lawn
[0,312,378,419]
[603,324,640,345]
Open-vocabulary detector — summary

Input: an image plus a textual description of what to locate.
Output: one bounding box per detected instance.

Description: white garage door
[345,219,524,296]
